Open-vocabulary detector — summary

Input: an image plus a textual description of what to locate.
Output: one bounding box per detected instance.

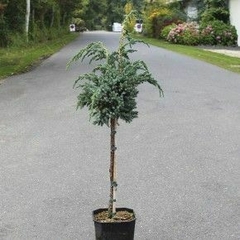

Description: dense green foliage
[0,0,146,47]
[67,13,163,126]
[154,0,238,46]
[0,0,238,48]
[142,3,186,38]
[82,0,108,30]
[166,22,200,45]
[162,20,237,46]
[201,7,230,24]
[161,20,237,46]
[204,0,229,8]
[0,0,86,47]
[200,20,237,46]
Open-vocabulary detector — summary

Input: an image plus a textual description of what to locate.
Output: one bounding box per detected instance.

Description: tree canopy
[0,0,232,48]
[0,0,87,47]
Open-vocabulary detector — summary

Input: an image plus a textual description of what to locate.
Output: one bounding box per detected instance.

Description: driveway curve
[0,31,240,240]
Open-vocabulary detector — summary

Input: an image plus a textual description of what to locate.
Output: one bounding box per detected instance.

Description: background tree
[4,0,25,33]
[0,0,83,47]
[132,0,144,12]
[0,1,9,47]
[105,0,127,30]
[201,0,230,23]
[71,0,89,29]
[204,0,229,8]
[82,0,107,30]
[142,0,186,37]
[124,2,137,32]
[57,0,82,26]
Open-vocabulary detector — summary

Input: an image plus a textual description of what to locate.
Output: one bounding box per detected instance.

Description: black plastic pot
[93,208,136,240]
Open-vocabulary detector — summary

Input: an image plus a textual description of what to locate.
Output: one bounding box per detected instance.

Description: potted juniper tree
[67,11,163,240]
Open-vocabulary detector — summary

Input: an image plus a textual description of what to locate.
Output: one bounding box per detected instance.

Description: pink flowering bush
[166,22,200,45]
[200,20,237,46]
[161,20,238,46]
[160,23,176,40]
[200,25,215,45]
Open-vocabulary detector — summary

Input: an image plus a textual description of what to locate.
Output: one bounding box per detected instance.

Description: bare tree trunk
[25,0,30,42]
[108,118,117,218]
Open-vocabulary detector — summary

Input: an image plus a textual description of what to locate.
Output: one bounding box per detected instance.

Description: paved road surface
[1,31,240,240]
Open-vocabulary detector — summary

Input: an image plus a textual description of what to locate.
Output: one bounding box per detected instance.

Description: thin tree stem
[108,118,117,218]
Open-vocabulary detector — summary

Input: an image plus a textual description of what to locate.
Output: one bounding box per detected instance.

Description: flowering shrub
[161,20,238,46]
[200,20,237,46]
[143,5,185,38]
[166,22,200,45]
[200,25,215,45]
[143,7,173,37]
[161,23,176,39]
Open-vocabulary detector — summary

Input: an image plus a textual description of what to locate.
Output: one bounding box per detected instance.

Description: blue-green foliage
[68,33,163,126]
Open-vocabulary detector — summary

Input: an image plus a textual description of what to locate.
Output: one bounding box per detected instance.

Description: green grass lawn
[0,33,79,80]
[135,35,240,74]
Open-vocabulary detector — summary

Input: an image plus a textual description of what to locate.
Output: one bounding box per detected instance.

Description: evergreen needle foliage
[67,11,163,220]
[68,12,163,126]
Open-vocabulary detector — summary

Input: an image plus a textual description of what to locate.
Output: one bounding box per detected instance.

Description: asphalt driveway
[0,31,240,240]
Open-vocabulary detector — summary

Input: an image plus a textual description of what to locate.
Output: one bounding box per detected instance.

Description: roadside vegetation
[0,0,83,80]
[0,0,239,80]
[0,33,78,80]
[135,35,240,74]
[1,32,239,82]
[143,0,237,46]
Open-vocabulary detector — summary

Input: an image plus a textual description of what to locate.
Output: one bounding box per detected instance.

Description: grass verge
[134,35,240,74]
[0,33,79,80]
